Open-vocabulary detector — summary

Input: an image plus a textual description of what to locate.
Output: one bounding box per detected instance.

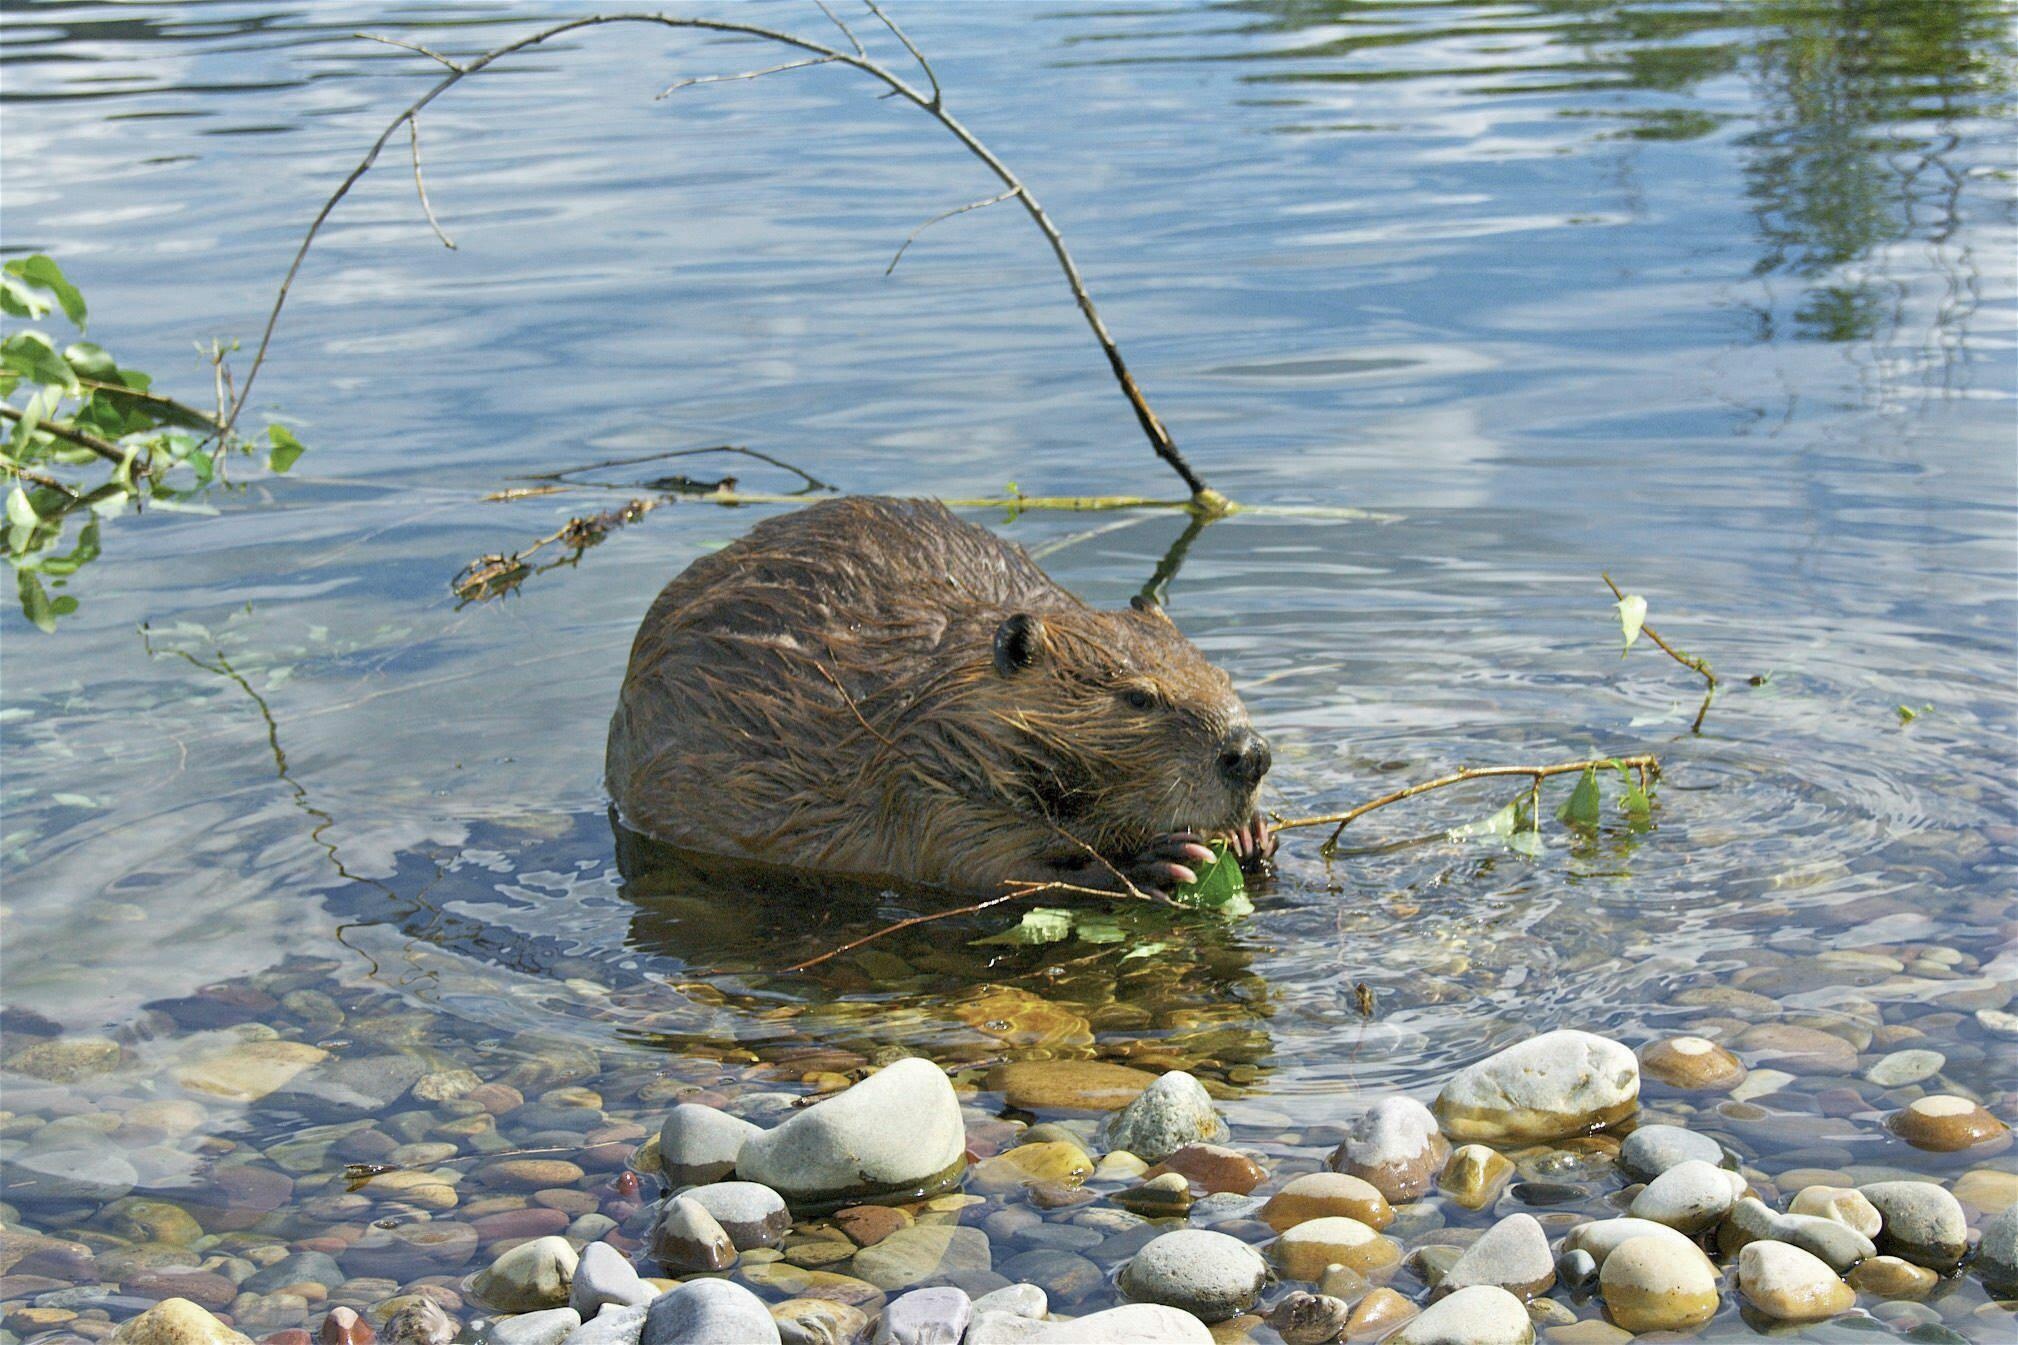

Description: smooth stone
[850,1225,991,1292]
[4,1037,120,1082]
[1437,1213,1554,1300]
[1626,1159,1745,1233]
[472,1237,578,1313]
[1117,1229,1266,1323]
[318,1307,372,1345]
[642,1279,779,1345]
[1598,1235,1719,1334]
[874,1286,969,1345]
[1439,1145,1514,1211]
[1789,1185,1882,1238]
[1110,1171,1191,1217]
[681,1180,791,1249]
[1954,1168,2018,1215]
[771,1297,870,1345]
[1344,1288,1416,1341]
[1387,1285,1534,1345]
[1977,1204,2018,1291]
[485,1308,578,1345]
[1638,1037,1746,1093]
[1555,1249,1597,1293]
[1738,1240,1854,1321]
[1101,1072,1227,1163]
[1733,1024,1857,1074]
[647,1195,736,1274]
[1558,1218,1699,1269]
[1542,1323,1629,1345]
[995,1248,1100,1302]
[1141,1144,1265,1195]
[242,1252,345,1296]
[110,1300,252,1345]
[1889,1095,2011,1153]
[4,1146,138,1202]
[1261,1172,1393,1232]
[1264,1292,1352,1345]
[1436,1032,1639,1142]
[1718,1198,1875,1272]
[968,1144,1092,1196]
[1330,1096,1449,1202]
[1866,1050,1946,1088]
[270,1054,427,1116]
[1861,1181,1969,1268]
[963,1304,1211,1343]
[172,1041,328,1102]
[1848,1255,1938,1299]
[968,1285,1045,1320]
[568,1243,653,1318]
[737,1059,966,1207]
[340,1221,479,1279]
[482,1159,586,1190]
[986,1061,1158,1112]
[1270,1217,1401,1281]
[657,1105,759,1186]
[1616,1125,1723,1182]
[561,1303,646,1345]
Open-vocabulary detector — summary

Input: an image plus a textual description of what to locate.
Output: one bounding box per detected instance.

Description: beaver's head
[975,595,1270,852]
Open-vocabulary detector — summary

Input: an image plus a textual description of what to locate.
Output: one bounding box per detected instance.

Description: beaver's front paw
[1120,832,1217,896]
[1226,810,1277,871]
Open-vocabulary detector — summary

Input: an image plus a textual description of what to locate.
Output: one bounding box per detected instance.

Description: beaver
[604,497,1273,896]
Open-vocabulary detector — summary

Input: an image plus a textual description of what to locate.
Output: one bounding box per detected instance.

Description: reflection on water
[2,0,2015,1339]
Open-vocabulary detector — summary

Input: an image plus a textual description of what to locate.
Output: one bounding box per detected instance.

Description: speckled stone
[1597,1236,1719,1334]
[1862,1181,1970,1269]
[1118,1229,1266,1323]
[1270,1217,1402,1282]
[1436,1032,1639,1142]
[1435,1213,1554,1300]
[1101,1072,1228,1163]
[1330,1096,1450,1202]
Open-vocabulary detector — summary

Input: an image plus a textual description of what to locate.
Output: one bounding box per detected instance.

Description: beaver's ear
[993,613,1047,675]
[1130,593,1176,627]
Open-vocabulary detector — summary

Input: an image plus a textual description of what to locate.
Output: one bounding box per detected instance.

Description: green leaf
[1121,940,1172,961]
[16,570,58,632]
[1556,766,1602,829]
[1073,914,1125,944]
[1616,593,1647,655]
[1171,840,1251,915]
[1896,704,1930,725]
[5,486,41,529]
[5,256,87,330]
[0,274,50,320]
[973,906,1075,947]
[267,424,305,473]
[1450,800,1520,841]
[1,332,79,396]
[61,342,117,381]
[1508,828,1544,858]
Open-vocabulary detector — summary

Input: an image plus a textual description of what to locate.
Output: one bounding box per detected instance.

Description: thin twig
[778,889,1042,973]
[656,55,835,99]
[523,443,833,493]
[0,405,135,468]
[1603,573,1718,734]
[1270,755,1662,854]
[813,0,865,56]
[409,115,457,249]
[222,12,1216,505]
[356,31,466,72]
[6,467,79,499]
[76,378,222,430]
[886,187,1021,274]
[863,0,938,108]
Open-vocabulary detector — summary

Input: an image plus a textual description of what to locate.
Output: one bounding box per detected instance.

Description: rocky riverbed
[3,946,2015,1345]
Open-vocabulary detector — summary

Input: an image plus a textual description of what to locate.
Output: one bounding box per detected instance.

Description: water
[3,1,2015,1337]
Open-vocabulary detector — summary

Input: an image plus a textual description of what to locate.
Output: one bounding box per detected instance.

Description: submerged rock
[472,1236,577,1313]
[109,1298,253,1345]
[1435,1031,1638,1142]
[1118,1228,1266,1323]
[642,1278,779,1345]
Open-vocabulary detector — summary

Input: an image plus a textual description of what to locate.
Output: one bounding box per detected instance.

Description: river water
[3,2,2015,1340]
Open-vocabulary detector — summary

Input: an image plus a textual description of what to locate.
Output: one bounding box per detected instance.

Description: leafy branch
[1,257,308,631]
[1604,573,1718,733]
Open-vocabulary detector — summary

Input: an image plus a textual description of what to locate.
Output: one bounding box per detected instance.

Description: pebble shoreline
[2,948,2016,1345]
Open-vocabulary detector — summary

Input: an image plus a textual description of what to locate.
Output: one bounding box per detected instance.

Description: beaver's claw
[1120,832,1216,895]
[1226,809,1277,871]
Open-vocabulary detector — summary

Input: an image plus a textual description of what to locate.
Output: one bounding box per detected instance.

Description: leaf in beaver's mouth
[1171,840,1250,915]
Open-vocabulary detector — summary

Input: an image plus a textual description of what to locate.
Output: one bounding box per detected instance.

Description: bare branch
[863,0,938,108]
[408,115,457,249]
[356,31,465,73]
[812,0,865,57]
[0,405,136,468]
[886,187,1021,275]
[655,55,836,100]
[1602,573,1718,733]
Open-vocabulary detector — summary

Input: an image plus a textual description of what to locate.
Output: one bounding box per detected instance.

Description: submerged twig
[1603,573,1718,733]
[223,9,1219,507]
[453,497,661,602]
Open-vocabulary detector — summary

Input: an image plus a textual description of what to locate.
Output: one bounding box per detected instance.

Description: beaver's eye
[1123,688,1156,712]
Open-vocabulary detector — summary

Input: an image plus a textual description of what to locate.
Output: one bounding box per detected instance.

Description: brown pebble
[121,1271,239,1310]
[1142,1143,1267,1195]
[1639,1036,1747,1093]
[471,1207,571,1243]
[462,1084,523,1114]
[264,1332,312,1345]
[319,1306,373,1345]
[609,1171,642,1200]
[1888,1095,2012,1153]
[480,1159,585,1190]
[832,1205,910,1248]
[1345,1287,1416,1341]
[532,1189,598,1216]
[1261,1172,1395,1233]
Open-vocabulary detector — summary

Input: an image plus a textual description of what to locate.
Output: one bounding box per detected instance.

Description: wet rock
[1387,1285,1533,1345]
[850,1225,991,1291]
[1559,1218,1698,1270]
[680,1180,791,1249]
[1264,1292,1352,1345]
[1435,1031,1638,1142]
[486,1308,580,1345]
[1555,1249,1597,1294]
[1718,1197,1874,1272]
[1637,1037,1745,1093]
[270,1054,426,1117]
[1344,1288,1416,1342]
[1616,1124,1723,1181]
[471,1236,577,1313]
[318,1308,372,1345]
[657,1104,760,1186]
[1888,1095,2012,1152]
[1788,1184,1881,1238]
[737,1059,966,1208]
[1437,1213,1554,1300]
[1141,1144,1265,1195]
[381,1298,457,1345]
[874,1286,969,1344]
[969,1285,1045,1320]
[1270,1216,1401,1281]
[641,1278,779,1345]
[1847,1255,1938,1299]
[1439,1145,1514,1211]
[1865,1049,1946,1088]
[1977,1204,2018,1292]
[109,1299,253,1345]
[1596,1235,1719,1334]
[1110,1171,1191,1217]
[244,1253,345,1296]
[996,1248,1101,1302]
[770,1296,870,1345]
[965,1304,1212,1343]
[647,1194,736,1274]
[482,1159,587,1191]
[1732,1024,1857,1075]
[4,1036,121,1082]
[1117,1229,1266,1323]
[341,1221,478,1279]
[1101,1072,1226,1163]
[1626,1159,1744,1233]
[172,1041,328,1102]
[1954,1167,2018,1215]
[833,1205,911,1248]
[1861,1181,1969,1268]
[561,1303,646,1345]
[568,1242,653,1318]
[413,1068,482,1102]
[4,1145,138,1202]
[1261,1171,1393,1232]
[985,1060,1158,1112]
[1330,1096,1449,1202]
[1738,1240,1853,1321]
[969,1143,1093,1196]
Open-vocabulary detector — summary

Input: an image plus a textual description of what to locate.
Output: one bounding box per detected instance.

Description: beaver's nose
[1218,727,1272,788]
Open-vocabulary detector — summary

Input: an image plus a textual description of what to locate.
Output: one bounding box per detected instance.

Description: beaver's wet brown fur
[605,497,1272,896]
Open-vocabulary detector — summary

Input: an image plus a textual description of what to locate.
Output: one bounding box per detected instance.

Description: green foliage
[1615,592,1647,654]
[1556,766,1602,829]
[1451,760,1659,858]
[1,256,310,631]
[1896,703,1931,725]
[1171,840,1251,916]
